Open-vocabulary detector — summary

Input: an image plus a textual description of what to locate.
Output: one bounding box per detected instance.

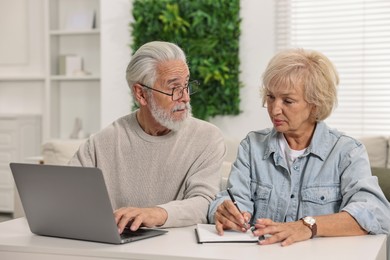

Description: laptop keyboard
[120,228,150,239]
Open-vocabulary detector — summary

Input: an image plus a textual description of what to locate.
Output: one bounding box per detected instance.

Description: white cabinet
[0,1,132,213]
[45,0,101,139]
[0,0,131,142]
[0,115,41,212]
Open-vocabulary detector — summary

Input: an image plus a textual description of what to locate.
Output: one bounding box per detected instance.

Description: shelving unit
[0,77,45,81]
[44,0,101,140]
[0,115,41,212]
[0,1,45,214]
[0,0,131,214]
[1,0,133,143]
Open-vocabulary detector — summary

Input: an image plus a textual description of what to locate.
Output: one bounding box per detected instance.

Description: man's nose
[179,88,190,102]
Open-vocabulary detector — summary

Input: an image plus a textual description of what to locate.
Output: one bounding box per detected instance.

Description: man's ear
[133,83,148,106]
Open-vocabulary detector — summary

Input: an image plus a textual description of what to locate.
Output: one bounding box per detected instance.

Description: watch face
[304,216,316,225]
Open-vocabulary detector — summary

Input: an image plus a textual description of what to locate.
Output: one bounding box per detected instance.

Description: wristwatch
[301,216,317,239]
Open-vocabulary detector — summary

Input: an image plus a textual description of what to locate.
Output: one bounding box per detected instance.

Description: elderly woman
[208,49,390,246]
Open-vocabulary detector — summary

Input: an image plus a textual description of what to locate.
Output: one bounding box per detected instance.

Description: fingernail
[250,226,256,234]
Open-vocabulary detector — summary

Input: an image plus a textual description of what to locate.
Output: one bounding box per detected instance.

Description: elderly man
[69,41,226,233]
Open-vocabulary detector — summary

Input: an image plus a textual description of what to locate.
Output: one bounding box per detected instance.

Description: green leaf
[130,0,242,120]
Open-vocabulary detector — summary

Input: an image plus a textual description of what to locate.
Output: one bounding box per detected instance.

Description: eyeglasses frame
[139,80,199,101]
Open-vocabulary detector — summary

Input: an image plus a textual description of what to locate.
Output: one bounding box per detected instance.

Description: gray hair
[126,41,187,99]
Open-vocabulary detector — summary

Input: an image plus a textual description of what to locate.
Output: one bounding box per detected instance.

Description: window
[275,0,390,137]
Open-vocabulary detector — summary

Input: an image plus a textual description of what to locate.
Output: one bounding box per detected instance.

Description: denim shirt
[208,121,390,234]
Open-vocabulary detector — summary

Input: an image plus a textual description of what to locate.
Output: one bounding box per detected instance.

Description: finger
[281,236,295,247]
[118,215,134,234]
[215,220,224,235]
[256,227,290,246]
[258,231,284,245]
[117,210,137,233]
[113,207,125,224]
[279,228,309,246]
[242,212,252,225]
[130,215,143,231]
[219,202,248,230]
[257,223,299,246]
[254,223,267,231]
[280,221,312,245]
[256,218,274,225]
[217,208,244,232]
[223,201,247,226]
[253,218,274,232]
[253,219,279,237]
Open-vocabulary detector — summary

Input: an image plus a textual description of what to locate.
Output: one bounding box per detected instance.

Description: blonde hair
[261,48,339,121]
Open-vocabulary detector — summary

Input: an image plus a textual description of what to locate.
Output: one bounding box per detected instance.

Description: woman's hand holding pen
[214,200,251,235]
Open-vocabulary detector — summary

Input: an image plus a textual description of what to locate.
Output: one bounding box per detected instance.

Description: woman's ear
[133,83,148,106]
[311,105,318,121]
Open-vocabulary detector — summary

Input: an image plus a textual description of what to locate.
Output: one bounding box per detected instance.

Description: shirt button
[320,196,325,200]
[290,194,295,198]
[293,165,299,171]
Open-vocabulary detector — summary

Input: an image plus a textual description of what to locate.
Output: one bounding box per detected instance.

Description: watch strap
[310,222,317,239]
[301,217,317,239]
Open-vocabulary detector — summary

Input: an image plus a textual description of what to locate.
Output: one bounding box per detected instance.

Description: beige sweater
[69,111,226,227]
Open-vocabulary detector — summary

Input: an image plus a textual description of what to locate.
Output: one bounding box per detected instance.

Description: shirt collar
[265,121,330,161]
[305,121,331,160]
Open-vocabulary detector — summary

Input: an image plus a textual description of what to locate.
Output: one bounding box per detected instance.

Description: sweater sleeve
[158,128,226,227]
[68,138,96,167]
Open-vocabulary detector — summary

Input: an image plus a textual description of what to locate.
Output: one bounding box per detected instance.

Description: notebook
[10,163,168,244]
[195,224,259,243]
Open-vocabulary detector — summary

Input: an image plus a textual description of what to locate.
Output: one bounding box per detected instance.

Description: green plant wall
[131,0,242,120]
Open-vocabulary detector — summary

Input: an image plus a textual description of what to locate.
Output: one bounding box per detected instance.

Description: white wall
[0,0,275,141]
[210,0,275,140]
[100,0,275,140]
[100,0,133,128]
[0,0,45,77]
[0,0,45,115]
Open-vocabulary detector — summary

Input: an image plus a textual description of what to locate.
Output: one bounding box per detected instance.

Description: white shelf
[0,76,44,81]
[0,0,128,142]
[50,29,100,36]
[50,75,100,81]
[46,0,101,139]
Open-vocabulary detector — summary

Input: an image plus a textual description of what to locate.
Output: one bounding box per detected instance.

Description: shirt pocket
[301,184,342,216]
[250,181,272,220]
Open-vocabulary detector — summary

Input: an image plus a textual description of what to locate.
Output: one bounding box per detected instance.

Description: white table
[0,218,387,260]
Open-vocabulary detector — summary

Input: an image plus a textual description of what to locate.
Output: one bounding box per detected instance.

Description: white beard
[148,95,192,131]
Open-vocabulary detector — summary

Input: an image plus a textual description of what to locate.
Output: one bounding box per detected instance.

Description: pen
[226,188,249,229]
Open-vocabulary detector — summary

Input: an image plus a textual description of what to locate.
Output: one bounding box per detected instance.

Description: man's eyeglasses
[139,80,199,101]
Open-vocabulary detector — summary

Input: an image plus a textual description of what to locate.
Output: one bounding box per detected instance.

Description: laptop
[10,163,168,244]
